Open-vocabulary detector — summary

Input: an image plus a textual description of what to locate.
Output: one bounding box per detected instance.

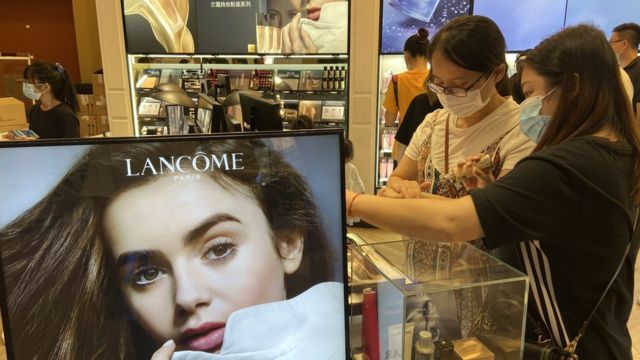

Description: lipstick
[179,322,226,352]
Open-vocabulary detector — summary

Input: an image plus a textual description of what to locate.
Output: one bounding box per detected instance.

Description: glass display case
[349,238,528,360]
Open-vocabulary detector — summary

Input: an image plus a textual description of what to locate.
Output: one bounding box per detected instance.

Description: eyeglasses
[427,73,485,97]
[609,39,626,44]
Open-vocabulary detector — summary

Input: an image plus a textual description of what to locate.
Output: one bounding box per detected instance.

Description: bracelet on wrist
[348,193,363,217]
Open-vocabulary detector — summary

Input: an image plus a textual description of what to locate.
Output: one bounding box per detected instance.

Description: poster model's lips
[179,322,226,352]
[306,7,321,21]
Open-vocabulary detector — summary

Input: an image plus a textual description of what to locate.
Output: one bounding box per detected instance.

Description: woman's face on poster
[103,175,303,353]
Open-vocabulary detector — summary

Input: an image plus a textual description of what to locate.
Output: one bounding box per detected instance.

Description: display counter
[348,231,528,360]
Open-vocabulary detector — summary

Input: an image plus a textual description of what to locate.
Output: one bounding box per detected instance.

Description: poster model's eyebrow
[116,250,156,270]
[183,214,242,247]
[115,214,242,269]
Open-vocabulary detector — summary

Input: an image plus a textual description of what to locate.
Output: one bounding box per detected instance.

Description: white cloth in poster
[299,1,348,54]
[172,282,345,360]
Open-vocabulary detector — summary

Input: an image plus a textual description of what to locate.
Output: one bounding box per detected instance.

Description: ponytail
[24,61,79,112]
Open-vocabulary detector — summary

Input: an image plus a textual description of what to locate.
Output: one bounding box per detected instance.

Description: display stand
[127,54,349,136]
[349,236,528,360]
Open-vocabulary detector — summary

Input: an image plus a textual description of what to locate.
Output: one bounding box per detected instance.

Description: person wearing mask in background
[347,24,640,360]
[508,50,531,104]
[22,61,79,139]
[383,28,431,164]
[611,22,640,119]
[393,82,442,158]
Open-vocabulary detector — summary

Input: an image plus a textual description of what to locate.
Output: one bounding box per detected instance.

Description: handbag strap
[565,206,639,354]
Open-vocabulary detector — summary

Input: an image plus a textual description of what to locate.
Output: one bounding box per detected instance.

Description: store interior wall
[0,0,103,85]
[72,0,103,83]
[348,1,380,194]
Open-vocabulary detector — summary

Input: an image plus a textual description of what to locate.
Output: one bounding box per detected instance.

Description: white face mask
[22,83,42,101]
[437,74,494,118]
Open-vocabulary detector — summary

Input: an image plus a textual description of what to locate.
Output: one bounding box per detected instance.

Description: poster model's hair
[0,138,333,359]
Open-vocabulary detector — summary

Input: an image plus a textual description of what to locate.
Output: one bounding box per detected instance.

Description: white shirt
[405,98,535,173]
[345,162,365,194]
[172,282,345,360]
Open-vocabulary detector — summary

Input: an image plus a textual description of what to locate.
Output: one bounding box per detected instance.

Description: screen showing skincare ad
[123,0,199,54]
[380,0,471,54]
[472,0,566,52]
[0,132,347,359]
[123,0,349,55]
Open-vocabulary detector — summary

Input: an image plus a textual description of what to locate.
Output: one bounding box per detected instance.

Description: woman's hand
[282,14,318,53]
[151,340,176,360]
[456,154,495,190]
[387,179,431,199]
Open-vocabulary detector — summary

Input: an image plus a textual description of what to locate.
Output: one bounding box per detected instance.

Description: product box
[0,97,28,132]
[92,72,105,96]
[77,94,95,115]
[349,238,528,360]
[78,115,97,138]
[94,95,108,116]
[96,115,110,135]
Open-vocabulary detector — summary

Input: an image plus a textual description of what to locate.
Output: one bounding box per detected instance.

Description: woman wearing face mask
[22,61,79,139]
[382,16,535,222]
[347,24,640,359]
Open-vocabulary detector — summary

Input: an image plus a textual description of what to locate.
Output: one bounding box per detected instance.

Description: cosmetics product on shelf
[321,101,345,122]
[274,70,300,91]
[414,331,435,360]
[434,339,454,360]
[299,70,323,91]
[451,338,495,360]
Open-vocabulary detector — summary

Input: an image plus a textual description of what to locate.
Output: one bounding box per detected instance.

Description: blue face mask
[22,83,42,101]
[519,87,557,143]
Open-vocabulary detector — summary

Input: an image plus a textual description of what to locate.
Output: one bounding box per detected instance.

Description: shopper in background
[22,61,79,139]
[344,138,365,194]
[508,49,531,104]
[393,83,442,156]
[290,114,313,130]
[611,22,640,117]
[348,24,639,360]
[382,28,431,163]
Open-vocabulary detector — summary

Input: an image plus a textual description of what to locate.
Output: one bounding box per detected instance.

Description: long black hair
[24,61,79,112]
[429,15,510,96]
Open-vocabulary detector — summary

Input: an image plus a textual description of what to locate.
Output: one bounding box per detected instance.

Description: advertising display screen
[472,0,565,52]
[0,131,348,359]
[123,0,349,55]
[380,0,471,54]
[473,0,640,52]
[564,0,640,36]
